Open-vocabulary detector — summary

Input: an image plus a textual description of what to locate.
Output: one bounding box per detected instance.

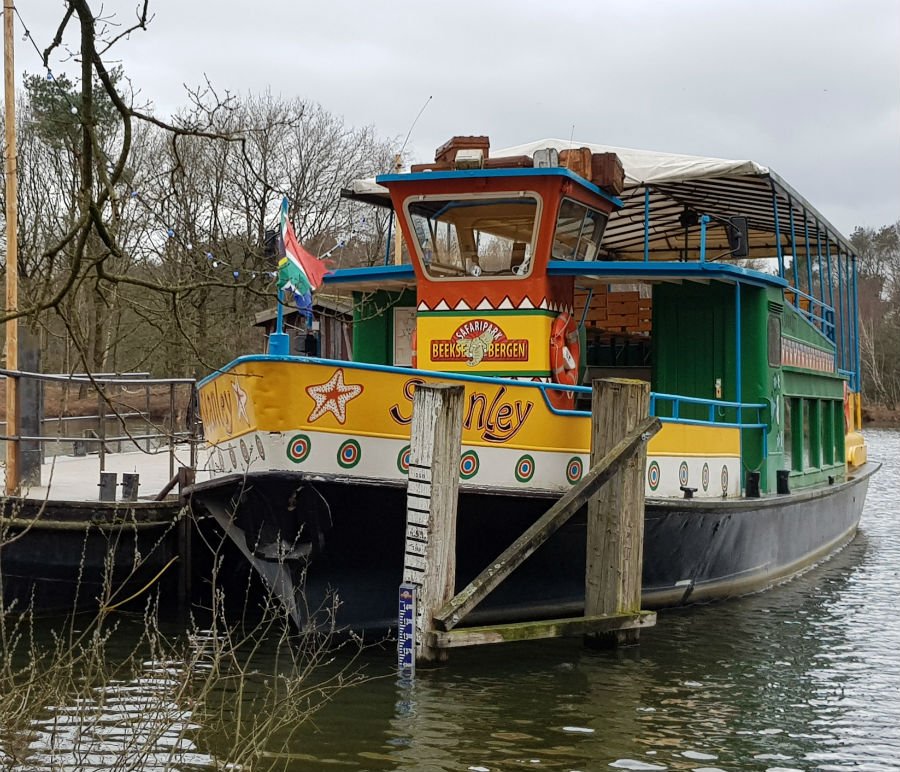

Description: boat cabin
[325,136,864,497]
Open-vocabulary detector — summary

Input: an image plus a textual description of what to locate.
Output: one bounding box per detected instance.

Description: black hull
[0,497,183,616]
[188,463,877,632]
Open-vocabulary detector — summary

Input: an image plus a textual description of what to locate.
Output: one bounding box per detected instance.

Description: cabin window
[822,399,835,465]
[790,397,804,472]
[405,193,540,279]
[834,400,846,464]
[783,397,793,471]
[806,399,821,468]
[552,198,608,261]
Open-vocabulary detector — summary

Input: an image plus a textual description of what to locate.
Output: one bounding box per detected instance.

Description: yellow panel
[646,422,741,457]
[200,359,584,450]
[416,313,553,374]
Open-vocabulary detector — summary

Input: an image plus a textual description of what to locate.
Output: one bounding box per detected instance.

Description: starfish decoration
[306,369,363,424]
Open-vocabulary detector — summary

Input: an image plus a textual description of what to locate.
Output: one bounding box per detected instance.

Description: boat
[188,135,878,632]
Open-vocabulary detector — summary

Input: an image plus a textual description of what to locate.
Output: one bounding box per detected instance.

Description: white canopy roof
[495,138,769,186]
[342,139,852,260]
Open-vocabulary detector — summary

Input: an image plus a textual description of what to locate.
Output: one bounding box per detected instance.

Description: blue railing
[649,392,767,430]
[785,284,835,340]
[206,354,770,436]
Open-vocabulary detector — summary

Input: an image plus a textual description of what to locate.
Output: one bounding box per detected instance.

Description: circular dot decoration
[397,445,411,475]
[648,460,661,491]
[459,450,480,480]
[286,434,311,463]
[566,456,584,485]
[515,454,536,483]
[337,439,361,469]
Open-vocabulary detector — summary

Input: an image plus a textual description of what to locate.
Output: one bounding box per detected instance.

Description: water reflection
[276,430,899,771]
[7,430,899,771]
[21,658,208,771]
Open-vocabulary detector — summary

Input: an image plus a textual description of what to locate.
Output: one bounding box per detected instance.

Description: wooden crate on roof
[636,297,652,333]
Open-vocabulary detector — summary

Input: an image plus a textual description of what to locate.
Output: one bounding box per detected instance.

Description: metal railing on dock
[0,369,200,495]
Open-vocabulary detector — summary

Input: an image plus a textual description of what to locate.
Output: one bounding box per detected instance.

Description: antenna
[563,124,576,170]
[399,95,433,158]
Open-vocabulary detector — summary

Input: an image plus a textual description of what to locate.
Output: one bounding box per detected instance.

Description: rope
[101,555,179,612]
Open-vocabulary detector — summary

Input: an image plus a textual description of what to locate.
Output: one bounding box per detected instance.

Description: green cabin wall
[652,282,775,493]
[779,303,846,489]
[652,281,845,494]
[352,289,416,365]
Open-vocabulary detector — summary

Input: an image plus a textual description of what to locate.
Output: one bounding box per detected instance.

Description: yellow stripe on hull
[198,358,742,497]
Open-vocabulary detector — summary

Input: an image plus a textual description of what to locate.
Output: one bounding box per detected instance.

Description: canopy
[343,138,855,262]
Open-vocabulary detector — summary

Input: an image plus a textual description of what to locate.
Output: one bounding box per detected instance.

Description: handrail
[0,368,195,385]
[650,392,768,430]
[0,432,195,444]
[1,369,201,489]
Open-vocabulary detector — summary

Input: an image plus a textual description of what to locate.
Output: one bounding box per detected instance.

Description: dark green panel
[651,281,736,418]
[352,289,416,365]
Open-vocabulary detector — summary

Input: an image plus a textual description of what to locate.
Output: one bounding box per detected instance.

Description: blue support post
[770,183,785,279]
[815,223,825,325]
[803,209,813,315]
[699,215,710,262]
[643,188,651,262]
[825,235,835,346]
[268,289,290,355]
[383,213,394,265]
[735,281,743,428]
[788,199,799,307]
[836,250,845,371]
[844,249,852,378]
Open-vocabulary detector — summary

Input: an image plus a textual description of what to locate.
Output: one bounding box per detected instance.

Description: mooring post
[99,471,117,502]
[399,383,464,670]
[121,472,139,501]
[585,378,651,647]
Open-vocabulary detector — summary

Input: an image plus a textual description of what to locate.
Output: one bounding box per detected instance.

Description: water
[5,430,899,771]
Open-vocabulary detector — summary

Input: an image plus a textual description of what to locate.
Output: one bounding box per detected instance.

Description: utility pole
[4,0,19,494]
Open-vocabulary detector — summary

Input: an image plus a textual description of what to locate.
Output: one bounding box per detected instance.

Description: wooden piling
[585,378,650,647]
[402,383,464,665]
[433,414,660,633]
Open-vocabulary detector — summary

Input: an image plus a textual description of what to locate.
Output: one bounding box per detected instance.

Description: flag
[277,198,328,302]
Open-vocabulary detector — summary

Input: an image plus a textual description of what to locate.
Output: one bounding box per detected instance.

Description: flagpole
[269,288,289,356]
[4,0,20,494]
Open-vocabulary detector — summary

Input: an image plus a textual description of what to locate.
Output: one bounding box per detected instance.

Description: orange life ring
[548,311,581,409]
[411,328,418,368]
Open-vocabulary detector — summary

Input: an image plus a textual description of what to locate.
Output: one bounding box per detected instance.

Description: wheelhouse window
[552,198,609,261]
[405,194,540,279]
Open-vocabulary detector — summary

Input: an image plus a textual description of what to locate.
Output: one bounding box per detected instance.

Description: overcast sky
[17,0,900,236]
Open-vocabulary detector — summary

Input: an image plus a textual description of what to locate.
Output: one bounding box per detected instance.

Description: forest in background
[852,221,900,415]
[1,69,397,379]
